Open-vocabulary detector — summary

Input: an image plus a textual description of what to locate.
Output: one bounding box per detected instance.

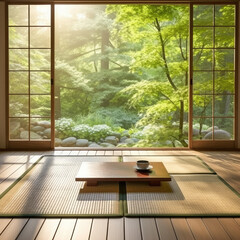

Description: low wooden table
[75,162,171,186]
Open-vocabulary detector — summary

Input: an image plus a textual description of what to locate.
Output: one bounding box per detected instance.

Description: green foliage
[55,118,75,139]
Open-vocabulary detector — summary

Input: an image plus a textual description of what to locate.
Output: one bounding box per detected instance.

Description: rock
[20,131,41,139]
[43,128,51,138]
[131,138,139,143]
[76,139,89,147]
[174,140,183,147]
[32,126,45,132]
[105,136,119,145]
[37,131,44,136]
[37,120,51,128]
[120,136,128,143]
[100,142,115,147]
[55,138,62,147]
[200,130,209,136]
[122,130,130,137]
[61,137,77,147]
[110,132,121,139]
[88,143,102,148]
[203,130,231,140]
[207,126,219,132]
[193,128,199,136]
[124,138,135,144]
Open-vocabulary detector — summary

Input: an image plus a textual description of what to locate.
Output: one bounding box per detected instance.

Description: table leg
[87,181,98,186]
[149,181,161,186]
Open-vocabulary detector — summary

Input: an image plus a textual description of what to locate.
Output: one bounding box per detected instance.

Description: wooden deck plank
[122,151,131,156]
[0,218,28,240]
[16,218,45,240]
[35,219,60,240]
[96,151,105,156]
[187,218,213,240]
[105,151,114,155]
[89,219,108,240]
[0,219,12,235]
[69,151,80,156]
[171,218,195,240]
[130,151,140,155]
[53,218,76,240]
[218,218,240,240]
[87,151,96,156]
[156,218,177,240]
[140,218,159,240]
[202,218,231,240]
[114,151,122,156]
[72,218,92,240]
[78,151,88,155]
[107,218,124,240]
[125,218,142,240]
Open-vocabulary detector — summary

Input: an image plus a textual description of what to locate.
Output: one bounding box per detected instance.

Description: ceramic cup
[137,160,149,169]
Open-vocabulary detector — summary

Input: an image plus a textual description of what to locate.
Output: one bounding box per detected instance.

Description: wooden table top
[75,162,171,182]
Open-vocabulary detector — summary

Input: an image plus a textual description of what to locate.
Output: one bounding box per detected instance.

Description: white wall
[0,2,6,149]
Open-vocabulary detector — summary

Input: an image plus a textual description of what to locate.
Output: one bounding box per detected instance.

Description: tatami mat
[123,155,214,174]
[125,174,240,216]
[0,156,122,217]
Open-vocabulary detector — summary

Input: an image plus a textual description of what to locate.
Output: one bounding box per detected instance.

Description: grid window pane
[30,95,51,117]
[9,72,29,94]
[9,27,28,48]
[30,49,51,70]
[9,95,29,117]
[193,118,213,140]
[30,5,51,26]
[30,72,51,94]
[214,95,234,117]
[30,27,51,48]
[31,118,51,140]
[193,5,213,26]
[9,49,28,70]
[215,5,235,26]
[193,27,213,48]
[193,49,213,70]
[9,5,28,26]
[215,71,234,94]
[9,118,29,140]
[193,95,212,117]
[193,72,213,95]
[214,118,233,140]
[215,27,234,48]
[215,49,234,70]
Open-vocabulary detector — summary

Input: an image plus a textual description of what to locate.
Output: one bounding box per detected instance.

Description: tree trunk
[101,30,110,70]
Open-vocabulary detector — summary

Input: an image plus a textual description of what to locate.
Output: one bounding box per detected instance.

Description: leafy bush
[72,124,112,142]
[55,118,75,138]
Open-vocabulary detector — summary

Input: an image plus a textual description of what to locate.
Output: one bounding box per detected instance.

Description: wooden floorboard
[140,218,159,240]
[16,218,45,240]
[155,218,177,240]
[107,218,124,240]
[0,150,240,240]
[125,218,142,240]
[89,218,108,240]
[71,218,92,240]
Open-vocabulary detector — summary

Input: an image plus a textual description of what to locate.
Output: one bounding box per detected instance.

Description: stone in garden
[200,130,209,136]
[124,138,135,144]
[20,130,41,139]
[37,120,51,128]
[88,143,102,148]
[76,139,89,147]
[122,130,130,137]
[100,142,115,147]
[55,138,62,147]
[192,128,199,136]
[32,125,45,132]
[206,126,219,132]
[61,137,77,147]
[105,136,119,145]
[120,136,128,143]
[110,132,121,139]
[131,138,139,143]
[203,130,231,140]
[43,128,51,138]
[174,140,183,147]
[37,131,44,136]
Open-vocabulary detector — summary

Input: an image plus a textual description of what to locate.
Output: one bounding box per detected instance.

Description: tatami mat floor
[0,150,240,240]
